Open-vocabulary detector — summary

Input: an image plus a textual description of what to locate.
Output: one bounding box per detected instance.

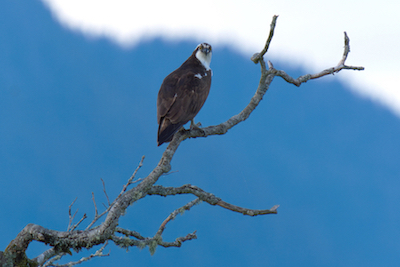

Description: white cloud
[41,0,400,116]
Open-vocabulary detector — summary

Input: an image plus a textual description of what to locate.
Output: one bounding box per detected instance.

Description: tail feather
[157,121,185,146]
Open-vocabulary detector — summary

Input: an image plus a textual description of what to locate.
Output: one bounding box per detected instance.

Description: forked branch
[271,31,364,86]
[112,198,200,255]
[1,15,364,267]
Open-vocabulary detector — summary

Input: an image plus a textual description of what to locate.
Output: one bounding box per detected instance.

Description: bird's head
[195,43,212,70]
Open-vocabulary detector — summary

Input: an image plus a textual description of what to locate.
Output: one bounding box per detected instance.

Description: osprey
[157,43,212,146]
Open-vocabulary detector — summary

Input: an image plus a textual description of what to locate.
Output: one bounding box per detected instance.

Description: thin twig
[67,198,87,232]
[70,213,87,231]
[339,31,350,66]
[156,198,201,237]
[67,198,78,232]
[161,170,179,176]
[84,192,101,230]
[111,199,200,255]
[251,15,279,63]
[45,241,110,267]
[92,192,98,218]
[118,155,145,198]
[85,156,146,231]
[101,178,110,207]
[217,201,279,216]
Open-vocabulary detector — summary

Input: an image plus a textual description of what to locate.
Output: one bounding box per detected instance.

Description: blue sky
[1,1,400,266]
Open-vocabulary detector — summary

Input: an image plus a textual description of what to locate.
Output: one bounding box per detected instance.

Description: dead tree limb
[148,184,278,215]
[0,15,364,267]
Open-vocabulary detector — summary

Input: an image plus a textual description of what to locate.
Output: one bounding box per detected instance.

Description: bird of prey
[157,43,212,146]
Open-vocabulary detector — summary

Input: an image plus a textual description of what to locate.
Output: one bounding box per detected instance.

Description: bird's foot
[190,122,205,137]
[190,122,202,130]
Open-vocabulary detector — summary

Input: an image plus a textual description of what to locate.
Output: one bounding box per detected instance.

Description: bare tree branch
[44,242,109,267]
[70,214,87,232]
[217,201,279,216]
[269,32,364,87]
[112,199,200,255]
[155,198,201,237]
[339,31,351,66]
[41,252,65,267]
[101,178,110,207]
[92,193,99,219]
[111,231,197,254]
[34,248,58,267]
[67,198,78,232]
[118,155,146,197]
[1,15,364,267]
[84,156,147,231]
[115,227,145,240]
[35,200,88,266]
[251,15,279,64]
[178,24,364,145]
[148,184,278,216]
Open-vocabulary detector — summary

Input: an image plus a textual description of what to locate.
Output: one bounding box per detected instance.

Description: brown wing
[157,69,211,146]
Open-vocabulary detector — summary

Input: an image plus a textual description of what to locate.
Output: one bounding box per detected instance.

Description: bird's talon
[190,123,202,131]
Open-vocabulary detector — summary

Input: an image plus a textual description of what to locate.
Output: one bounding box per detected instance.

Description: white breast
[195,50,212,71]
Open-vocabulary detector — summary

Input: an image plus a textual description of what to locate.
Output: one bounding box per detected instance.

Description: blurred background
[1,1,400,266]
